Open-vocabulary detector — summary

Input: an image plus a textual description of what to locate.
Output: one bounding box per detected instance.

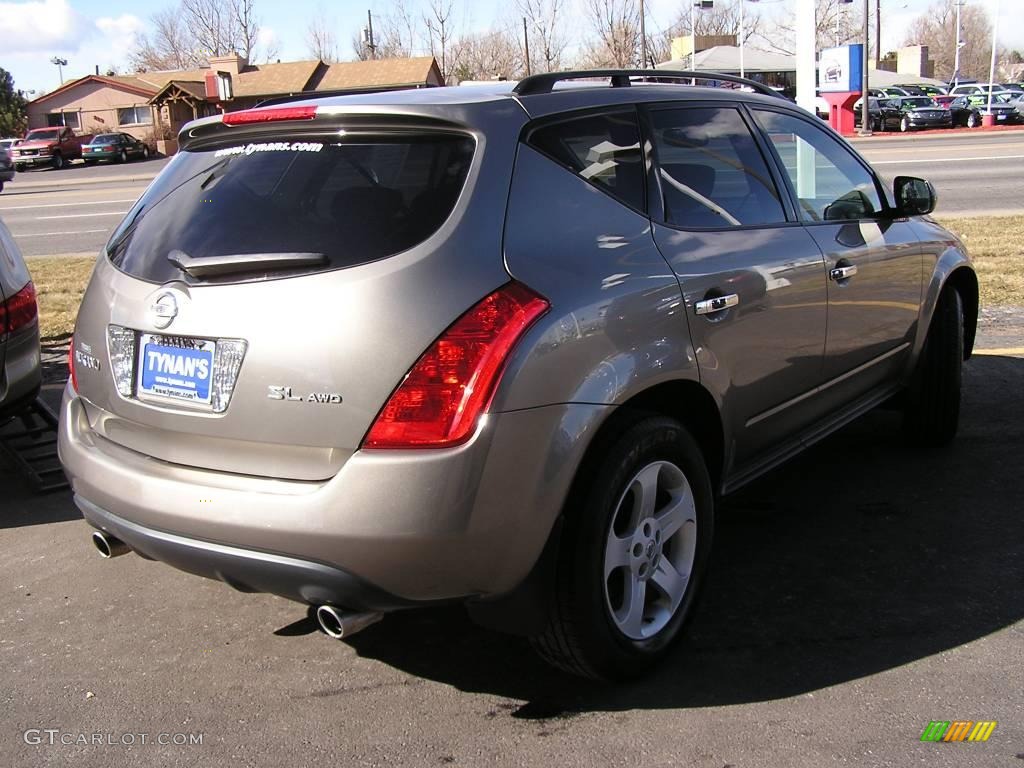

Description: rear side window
[649,107,786,229]
[528,111,645,212]
[107,132,475,284]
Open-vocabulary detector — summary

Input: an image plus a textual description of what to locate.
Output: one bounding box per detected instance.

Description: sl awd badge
[267,386,342,404]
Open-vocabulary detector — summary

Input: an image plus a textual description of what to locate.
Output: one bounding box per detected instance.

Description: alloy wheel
[603,460,697,640]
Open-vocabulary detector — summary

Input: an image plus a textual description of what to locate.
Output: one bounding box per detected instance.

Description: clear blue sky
[1,0,1019,95]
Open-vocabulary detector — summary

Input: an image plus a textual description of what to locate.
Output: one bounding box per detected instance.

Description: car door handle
[695,294,739,315]
[830,265,858,281]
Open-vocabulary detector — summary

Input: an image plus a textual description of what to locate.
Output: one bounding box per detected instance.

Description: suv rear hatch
[70,109,515,480]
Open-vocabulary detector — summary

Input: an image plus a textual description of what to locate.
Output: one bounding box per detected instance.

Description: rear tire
[904,287,964,445]
[530,416,714,680]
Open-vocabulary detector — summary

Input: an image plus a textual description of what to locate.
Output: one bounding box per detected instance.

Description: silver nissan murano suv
[59,70,977,680]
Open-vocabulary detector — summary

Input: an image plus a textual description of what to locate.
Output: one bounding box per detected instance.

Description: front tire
[51,152,64,170]
[967,112,979,128]
[904,287,964,445]
[531,416,714,680]
[900,117,911,132]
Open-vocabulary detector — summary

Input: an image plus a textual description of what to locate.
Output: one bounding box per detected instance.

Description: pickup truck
[11,127,93,171]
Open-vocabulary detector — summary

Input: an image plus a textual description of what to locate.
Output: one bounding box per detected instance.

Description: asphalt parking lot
[1,319,1022,767]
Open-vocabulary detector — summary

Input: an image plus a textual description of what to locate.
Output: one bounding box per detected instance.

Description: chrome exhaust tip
[91,530,130,559]
[315,605,382,639]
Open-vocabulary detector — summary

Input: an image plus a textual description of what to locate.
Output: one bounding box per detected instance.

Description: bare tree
[766,0,864,56]
[131,0,276,71]
[130,7,206,71]
[518,0,568,73]
[306,5,339,63]
[581,0,641,69]
[904,0,995,81]
[425,0,463,83]
[453,27,526,82]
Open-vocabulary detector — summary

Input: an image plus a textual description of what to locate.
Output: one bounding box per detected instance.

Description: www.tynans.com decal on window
[214,142,324,158]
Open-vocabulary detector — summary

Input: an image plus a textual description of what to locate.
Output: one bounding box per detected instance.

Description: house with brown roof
[25,55,443,153]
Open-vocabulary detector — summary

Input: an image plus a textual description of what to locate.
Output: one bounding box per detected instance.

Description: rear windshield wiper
[168,250,327,278]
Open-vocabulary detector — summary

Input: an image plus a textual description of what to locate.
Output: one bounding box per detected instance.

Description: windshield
[24,129,60,141]
[94,134,120,143]
[902,98,936,108]
[107,131,476,284]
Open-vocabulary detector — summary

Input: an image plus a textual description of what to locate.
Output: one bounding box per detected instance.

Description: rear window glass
[107,132,475,283]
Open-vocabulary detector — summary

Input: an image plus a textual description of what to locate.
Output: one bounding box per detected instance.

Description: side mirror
[894,176,937,216]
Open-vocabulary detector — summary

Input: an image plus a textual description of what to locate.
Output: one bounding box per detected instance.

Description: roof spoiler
[512,69,789,101]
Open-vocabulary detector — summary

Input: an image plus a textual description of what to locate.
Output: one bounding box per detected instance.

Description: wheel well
[581,381,725,495]
[945,267,978,360]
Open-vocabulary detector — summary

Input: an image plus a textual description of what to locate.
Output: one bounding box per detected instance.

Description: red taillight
[363,283,549,449]
[1,281,37,335]
[68,334,78,392]
[222,105,318,126]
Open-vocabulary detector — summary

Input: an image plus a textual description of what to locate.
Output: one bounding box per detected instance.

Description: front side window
[528,111,645,212]
[649,106,786,228]
[752,110,884,223]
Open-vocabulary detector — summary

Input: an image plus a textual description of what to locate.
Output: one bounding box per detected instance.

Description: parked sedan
[82,133,151,164]
[886,97,952,131]
[963,93,1020,123]
[947,96,984,127]
[0,217,41,419]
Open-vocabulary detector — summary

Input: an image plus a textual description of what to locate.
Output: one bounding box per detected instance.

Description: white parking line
[0,198,137,211]
[871,154,1024,164]
[35,212,127,220]
[14,229,108,237]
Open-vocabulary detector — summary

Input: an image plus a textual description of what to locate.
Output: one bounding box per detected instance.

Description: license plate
[997,114,1006,120]
[138,334,216,405]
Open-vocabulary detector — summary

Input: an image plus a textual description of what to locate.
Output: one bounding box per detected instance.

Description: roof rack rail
[512,69,788,101]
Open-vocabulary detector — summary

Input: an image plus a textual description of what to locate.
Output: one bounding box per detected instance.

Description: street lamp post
[50,57,67,85]
[953,0,965,86]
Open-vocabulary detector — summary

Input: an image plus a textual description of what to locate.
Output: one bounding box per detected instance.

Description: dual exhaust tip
[90,531,382,639]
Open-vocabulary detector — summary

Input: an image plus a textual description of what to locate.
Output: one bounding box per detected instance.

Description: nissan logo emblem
[149,292,178,329]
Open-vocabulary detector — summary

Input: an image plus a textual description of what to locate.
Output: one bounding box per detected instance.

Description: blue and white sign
[139,335,216,404]
[819,44,864,93]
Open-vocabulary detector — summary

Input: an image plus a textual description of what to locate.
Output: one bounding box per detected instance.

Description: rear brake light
[1,281,37,335]
[362,283,549,449]
[222,106,317,126]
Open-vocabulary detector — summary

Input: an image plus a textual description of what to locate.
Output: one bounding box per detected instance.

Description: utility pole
[640,0,648,68]
[365,10,376,59]
[861,0,871,135]
[523,17,531,76]
[875,0,881,68]
[740,0,745,78]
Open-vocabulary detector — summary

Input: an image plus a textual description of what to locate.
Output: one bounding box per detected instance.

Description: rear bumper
[59,384,607,607]
[77,496,418,611]
[0,323,41,419]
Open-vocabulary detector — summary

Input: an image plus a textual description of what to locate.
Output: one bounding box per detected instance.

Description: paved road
[0,159,167,258]
[0,131,1021,260]
[1,331,1022,766]
[852,131,1024,218]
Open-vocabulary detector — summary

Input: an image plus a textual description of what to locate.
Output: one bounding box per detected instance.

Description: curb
[847,125,1024,143]
[8,172,160,190]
